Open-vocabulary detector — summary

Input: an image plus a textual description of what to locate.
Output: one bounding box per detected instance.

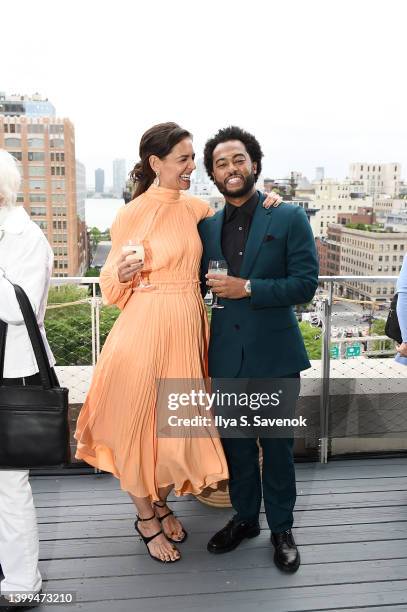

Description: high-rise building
[0,92,56,117]
[0,113,87,277]
[76,160,88,273]
[349,162,401,198]
[95,168,105,194]
[112,158,126,198]
[315,167,325,181]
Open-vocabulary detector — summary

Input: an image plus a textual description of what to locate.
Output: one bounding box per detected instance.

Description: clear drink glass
[208,259,228,309]
[122,239,151,288]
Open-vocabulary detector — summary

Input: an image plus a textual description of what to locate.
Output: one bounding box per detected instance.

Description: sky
[1,0,406,187]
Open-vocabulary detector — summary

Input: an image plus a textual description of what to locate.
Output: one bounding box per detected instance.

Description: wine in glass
[122,239,151,288]
[208,259,228,309]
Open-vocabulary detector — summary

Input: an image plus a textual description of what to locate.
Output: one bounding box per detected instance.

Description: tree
[298,322,322,359]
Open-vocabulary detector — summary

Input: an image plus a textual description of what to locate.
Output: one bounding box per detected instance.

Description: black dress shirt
[221,191,259,276]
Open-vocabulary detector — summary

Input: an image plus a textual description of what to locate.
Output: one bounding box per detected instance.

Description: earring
[153,173,160,187]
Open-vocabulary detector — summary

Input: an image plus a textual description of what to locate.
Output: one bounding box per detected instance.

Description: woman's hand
[397,342,407,358]
[263,191,283,209]
[117,252,144,283]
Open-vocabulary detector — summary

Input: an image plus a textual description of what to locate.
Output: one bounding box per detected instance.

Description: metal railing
[47,276,404,464]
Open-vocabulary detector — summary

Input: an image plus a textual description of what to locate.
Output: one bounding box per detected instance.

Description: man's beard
[215,172,257,199]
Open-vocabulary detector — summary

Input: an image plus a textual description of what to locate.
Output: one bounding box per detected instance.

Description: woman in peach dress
[75,122,279,563]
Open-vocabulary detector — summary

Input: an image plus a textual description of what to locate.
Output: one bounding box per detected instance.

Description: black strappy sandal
[134,514,180,563]
[153,501,188,544]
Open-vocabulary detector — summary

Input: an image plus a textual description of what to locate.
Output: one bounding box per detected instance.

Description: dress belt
[134,279,201,294]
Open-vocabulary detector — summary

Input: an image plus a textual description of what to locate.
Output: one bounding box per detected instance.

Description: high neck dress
[75,185,228,499]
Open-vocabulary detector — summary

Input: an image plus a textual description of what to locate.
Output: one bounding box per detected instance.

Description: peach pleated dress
[75,185,228,500]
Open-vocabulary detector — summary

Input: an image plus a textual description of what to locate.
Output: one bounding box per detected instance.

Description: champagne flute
[208,259,228,309]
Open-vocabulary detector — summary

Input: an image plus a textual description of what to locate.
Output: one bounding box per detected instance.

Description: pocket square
[263,234,275,242]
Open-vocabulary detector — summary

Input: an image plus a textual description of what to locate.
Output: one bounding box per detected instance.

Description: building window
[27,124,45,134]
[27,137,44,148]
[10,151,22,161]
[35,220,47,230]
[30,194,47,202]
[4,137,21,147]
[52,180,65,190]
[30,206,47,216]
[49,125,64,134]
[28,166,46,176]
[29,179,45,190]
[16,195,24,203]
[28,152,45,161]
[49,138,64,149]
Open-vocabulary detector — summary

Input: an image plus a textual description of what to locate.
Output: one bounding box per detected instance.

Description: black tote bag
[385,293,402,345]
[0,283,70,468]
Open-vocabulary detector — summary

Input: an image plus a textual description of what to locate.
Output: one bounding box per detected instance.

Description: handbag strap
[0,283,54,389]
[0,320,7,379]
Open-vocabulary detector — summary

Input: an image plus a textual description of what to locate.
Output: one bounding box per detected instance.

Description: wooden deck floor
[25,457,407,611]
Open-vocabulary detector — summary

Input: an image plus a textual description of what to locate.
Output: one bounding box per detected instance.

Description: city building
[326,224,406,301]
[199,193,225,211]
[0,113,87,277]
[313,178,369,236]
[374,197,407,217]
[76,160,89,273]
[337,206,376,226]
[95,168,105,194]
[123,178,134,204]
[315,167,325,181]
[0,92,55,117]
[315,237,328,275]
[349,162,401,198]
[384,211,407,233]
[112,158,126,198]
[190,157,213,196]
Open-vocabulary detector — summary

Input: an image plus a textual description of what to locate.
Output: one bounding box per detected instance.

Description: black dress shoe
[271,529,300,573]
[207,517,260,554]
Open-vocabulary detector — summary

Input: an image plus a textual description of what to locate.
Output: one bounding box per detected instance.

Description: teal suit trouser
[219,368,300,533]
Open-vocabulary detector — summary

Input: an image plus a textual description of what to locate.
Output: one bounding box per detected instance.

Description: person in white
[0,149,55,602]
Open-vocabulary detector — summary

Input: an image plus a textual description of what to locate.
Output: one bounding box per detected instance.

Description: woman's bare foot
[136,515,180,562]
[153,501,186,542]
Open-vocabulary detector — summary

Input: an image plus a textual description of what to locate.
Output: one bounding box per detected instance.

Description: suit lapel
[239,192,273,279]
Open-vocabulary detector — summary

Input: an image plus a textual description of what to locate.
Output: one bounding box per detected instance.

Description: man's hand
[117,252,144,283]
[397,342,407,358]
[206,273,247,299]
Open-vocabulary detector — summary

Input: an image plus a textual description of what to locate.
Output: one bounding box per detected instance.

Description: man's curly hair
[203,126,263,182]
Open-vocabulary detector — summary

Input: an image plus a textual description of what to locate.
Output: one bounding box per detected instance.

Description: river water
[85,198,124,231]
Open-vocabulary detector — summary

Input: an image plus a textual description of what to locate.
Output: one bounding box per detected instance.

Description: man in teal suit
[199,126,319,572]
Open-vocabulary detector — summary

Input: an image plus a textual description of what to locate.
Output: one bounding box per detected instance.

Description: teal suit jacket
[198,192,319,378]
